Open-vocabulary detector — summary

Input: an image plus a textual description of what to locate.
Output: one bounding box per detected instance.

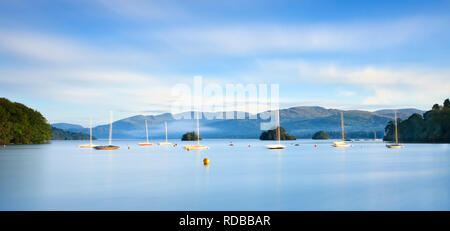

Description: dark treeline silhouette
[312,131,330,139]
[182,131,201,141]
[0,97,51,144]
[260,126,296,140]
[384,99,450,143]
[297,131,384,139]
[51,127,95,140]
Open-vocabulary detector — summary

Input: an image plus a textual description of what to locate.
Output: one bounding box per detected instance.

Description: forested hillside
[51,127,95,140]
[0,98,51,144]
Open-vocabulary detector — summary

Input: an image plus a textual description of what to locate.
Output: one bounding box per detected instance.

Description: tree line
[384,99,450,143]
[297,131,384,139]
[51,127,95,140]
[260,126,296,140]
[181,131,202,141]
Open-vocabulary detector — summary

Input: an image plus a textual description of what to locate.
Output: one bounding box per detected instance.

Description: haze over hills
[373,109,425,120]
[52,106,424,139]
[51,123,84,130]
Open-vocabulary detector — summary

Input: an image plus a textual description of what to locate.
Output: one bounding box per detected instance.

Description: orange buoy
[314,144,317,147]
[203,158,210,166]
[248,144,251,148]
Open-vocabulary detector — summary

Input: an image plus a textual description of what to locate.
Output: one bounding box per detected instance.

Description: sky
[0,0,449,126]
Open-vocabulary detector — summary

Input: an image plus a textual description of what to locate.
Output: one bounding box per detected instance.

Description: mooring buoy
[203,158,210,166]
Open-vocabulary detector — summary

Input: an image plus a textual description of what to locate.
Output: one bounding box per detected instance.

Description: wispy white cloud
[0,68,184,113]
[247,59,450,109]
[0,30,91,62]
[156,17,441,55]
[0,29,156,65]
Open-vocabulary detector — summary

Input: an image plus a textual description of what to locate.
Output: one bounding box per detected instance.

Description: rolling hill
[52,106,424,139]
[374,108,425,120]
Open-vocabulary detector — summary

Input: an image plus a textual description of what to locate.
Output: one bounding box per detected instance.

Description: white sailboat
[79,117,98,148]
[138,119,153,146]
[267,109,285,149]
[333,112,351,148]
[373,130,381,142]
[158,121,172,146]
[184,111,209,151]
[386,111,404,148]
[94,111,120,150]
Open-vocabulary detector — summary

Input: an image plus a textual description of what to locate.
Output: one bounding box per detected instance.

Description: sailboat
[333,112,351,148]
[158,121,172,146]
[373,130,381,142]
[386,111,404,148]
[184,111,209,151]
[79,117,98,148]
[266,109,285,149]
[94,111,120,150]
[138,119,153,146]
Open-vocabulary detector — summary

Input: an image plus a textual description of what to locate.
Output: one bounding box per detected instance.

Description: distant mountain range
[52,106,424,139]
[370,108,424,120]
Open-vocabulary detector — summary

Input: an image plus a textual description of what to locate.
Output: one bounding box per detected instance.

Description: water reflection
[0,140,449,210]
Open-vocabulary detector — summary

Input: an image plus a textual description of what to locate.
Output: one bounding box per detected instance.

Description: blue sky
[0,0,449,126]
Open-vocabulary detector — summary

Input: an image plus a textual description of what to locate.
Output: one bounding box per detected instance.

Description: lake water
[0,139,449,211]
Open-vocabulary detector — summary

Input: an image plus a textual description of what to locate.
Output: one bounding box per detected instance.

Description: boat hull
[184,145,209,151]
[333,141,351,148]
[78,144,98,148]
[158,142,172,146]
[138,143,154,146]
[266,144,286,149]
[386,144,404,149]
[94,145,120,150]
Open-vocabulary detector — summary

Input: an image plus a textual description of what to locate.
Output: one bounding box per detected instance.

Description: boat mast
[196,111,200,145]
[277,109,281,145]
[165,121,168,143]
[341,112,345,141]
[394,111,399,144]
[90,117,93,146]
[109,111,112,145]
[145,119,149,143]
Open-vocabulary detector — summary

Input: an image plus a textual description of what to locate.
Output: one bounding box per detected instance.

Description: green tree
[51,127,95,140]
[0,106,13,144]
[312,131,330,139]
[182,131,201,141]
[432,104,441,111]
[444,98,450,108]
[384,99,450,143]
[259,126,296,140]
[398,113,425,142]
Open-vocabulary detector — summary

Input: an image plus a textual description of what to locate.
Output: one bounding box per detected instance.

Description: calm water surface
[0,139,449,210]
